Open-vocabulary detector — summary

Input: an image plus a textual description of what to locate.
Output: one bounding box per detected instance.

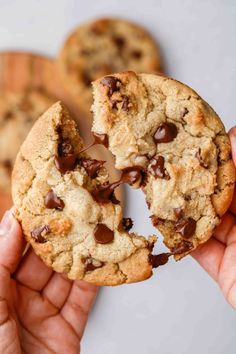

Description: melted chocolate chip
[55,138,77,174]
[121,167,143,186]
[171,240,193,255]
[44,190,65,210]
[173,207,184,219]
[93,223,114,244]
[121,95,130,111]
[100,76,121,97]
[55,155,77,174]
[174,218,196,238]
[91,181,121,204]
[31,225,50,243]
[149,155,170,180]
[195,148,208,168]
[80,159,105,178]
[83,257,104,272]
[122,217,133,231]
[131,50,142,59]
[92,132,109,148]
[149,253,171,268]
[154,122,178,144]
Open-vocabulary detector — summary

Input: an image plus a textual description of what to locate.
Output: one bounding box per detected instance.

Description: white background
[0,1,235,353]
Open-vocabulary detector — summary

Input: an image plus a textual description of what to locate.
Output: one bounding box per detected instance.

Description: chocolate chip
[111,96,130,111]
[93,223,114,244]
[55,138,77,174]
[184,195,191,201]
[31,225,50,243]
[83,257,104,272]
[149,155,170,180]
[195,148,208,168]
[121,95,130,111]
[174,218,196,238]
[92,132,109,148]
[44,190,65,210]
[100,76,121,97]
[173,207,184,219]
[122,217,133,231]
[91,181,121,204]
[3,111,14,120]
[121,167,143,186]
[154,122,178,144]
[3,159,12,173]
[149,253,171,268]
[82,70,92,87]
[171,240,193,254]
[131,50,142,59]
[113,36,125,49]
[80,159,105,178]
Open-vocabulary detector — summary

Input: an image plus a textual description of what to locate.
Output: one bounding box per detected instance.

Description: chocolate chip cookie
[92,72,235,259]
[0,89,55,193]
[58,18,161,117]
[12,102,157,286]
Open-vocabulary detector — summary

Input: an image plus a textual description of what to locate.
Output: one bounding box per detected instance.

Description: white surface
[0,1,235,353]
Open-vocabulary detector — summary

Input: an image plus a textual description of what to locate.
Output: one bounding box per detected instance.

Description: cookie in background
[0,89,55,213]
[58,17,162,118]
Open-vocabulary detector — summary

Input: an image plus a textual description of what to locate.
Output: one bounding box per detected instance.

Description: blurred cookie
[92,71,235,259]
[12,102,156,286]
[58,18,161,116]
[0,89,55,193]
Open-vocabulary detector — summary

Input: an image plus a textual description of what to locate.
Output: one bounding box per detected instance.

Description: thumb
[0,209,25,275]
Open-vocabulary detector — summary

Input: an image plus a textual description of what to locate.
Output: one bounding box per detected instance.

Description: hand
[192,127,236,309]
[0,210,98,354]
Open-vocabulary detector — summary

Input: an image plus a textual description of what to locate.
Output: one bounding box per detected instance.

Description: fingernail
[0,211,13,236]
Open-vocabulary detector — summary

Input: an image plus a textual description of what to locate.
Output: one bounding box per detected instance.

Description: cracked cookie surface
[0,89,55,193]
[12,102,156,286]
[92,72,235,258]
[58,17,161,117]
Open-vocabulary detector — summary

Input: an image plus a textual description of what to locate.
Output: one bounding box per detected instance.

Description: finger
[191,238,225,281]
[14,248,53,291]
[218,227,236,308]
[229,126,236,166]
[229,192,236,216]
[0,210,25,274]
[213,212,236,244]
[42,273,73,310]
[61,281,98,338]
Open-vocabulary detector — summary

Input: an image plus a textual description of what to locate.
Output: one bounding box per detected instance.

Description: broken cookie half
[12,102,162,286]
[92,72,235,259]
